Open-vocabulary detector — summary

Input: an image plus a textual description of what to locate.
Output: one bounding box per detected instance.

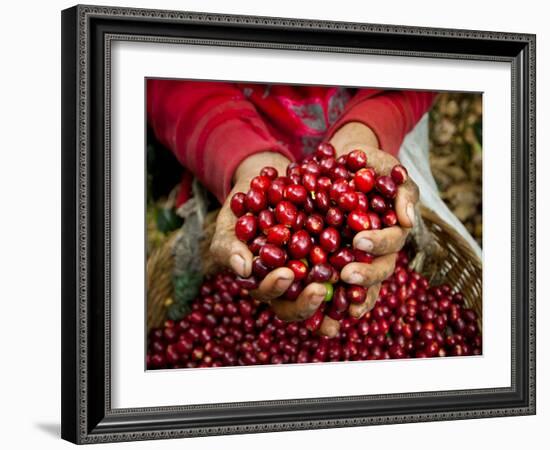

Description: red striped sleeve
[147,80,294,202]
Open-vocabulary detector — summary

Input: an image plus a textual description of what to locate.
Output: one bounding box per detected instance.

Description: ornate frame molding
[61,5,536,444]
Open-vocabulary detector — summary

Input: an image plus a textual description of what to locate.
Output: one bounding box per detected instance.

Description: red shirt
[147,80,436,203]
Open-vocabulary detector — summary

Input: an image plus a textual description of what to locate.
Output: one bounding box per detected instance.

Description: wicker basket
[147,206,482,332]
[415,205,482,330]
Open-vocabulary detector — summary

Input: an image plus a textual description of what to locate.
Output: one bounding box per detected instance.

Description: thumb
[395,179,419,228]
[210,207,254,277]
[227,241,254,277]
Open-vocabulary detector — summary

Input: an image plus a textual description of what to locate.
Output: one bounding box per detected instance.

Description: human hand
[319,122,419,337]
[210,152,329,324]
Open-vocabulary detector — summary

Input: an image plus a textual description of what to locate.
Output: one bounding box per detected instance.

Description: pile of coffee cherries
[230,142,409,326]
[147,251,481,369]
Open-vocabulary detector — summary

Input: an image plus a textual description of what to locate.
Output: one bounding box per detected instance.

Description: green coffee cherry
[324,282,334,302]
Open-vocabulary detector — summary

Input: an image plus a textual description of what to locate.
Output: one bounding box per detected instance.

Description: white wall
[0,0,545,448]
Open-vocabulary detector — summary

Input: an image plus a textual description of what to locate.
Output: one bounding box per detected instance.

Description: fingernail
[356,238,374,252]
[311,292,325,307]
[406,203,415,226]
[229,254,245,276]
[349,272,364,285]
[275,277,292,291]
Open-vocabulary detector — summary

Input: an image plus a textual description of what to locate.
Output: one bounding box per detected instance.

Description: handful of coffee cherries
[230,142,408,331]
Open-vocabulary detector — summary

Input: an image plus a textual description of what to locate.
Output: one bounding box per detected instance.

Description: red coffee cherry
[235,214,257,242]
[391,164,408,185]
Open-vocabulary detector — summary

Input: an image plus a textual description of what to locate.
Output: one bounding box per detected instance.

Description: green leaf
[173,270,203,309]
[167,302,190,321]
[156,207,183,234]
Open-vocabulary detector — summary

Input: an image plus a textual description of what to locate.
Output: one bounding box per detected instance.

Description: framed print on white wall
[61,4,535,444]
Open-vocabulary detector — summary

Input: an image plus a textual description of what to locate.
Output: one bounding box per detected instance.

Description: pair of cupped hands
[210,122,419,337]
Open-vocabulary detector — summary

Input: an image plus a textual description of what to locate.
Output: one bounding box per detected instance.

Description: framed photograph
[61,4,536,444]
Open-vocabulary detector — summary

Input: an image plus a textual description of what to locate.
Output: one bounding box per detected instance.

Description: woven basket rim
[419,204,481,268]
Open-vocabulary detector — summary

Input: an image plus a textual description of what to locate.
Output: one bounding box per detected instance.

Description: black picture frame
[61,4,536,444]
